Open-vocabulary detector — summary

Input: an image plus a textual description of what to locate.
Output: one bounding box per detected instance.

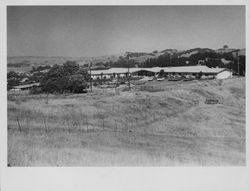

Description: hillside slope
[8,78,245,166]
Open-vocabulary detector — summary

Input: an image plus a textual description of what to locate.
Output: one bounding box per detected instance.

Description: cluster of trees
[28,71,45,83]
[7,71,26,89]
[7,61,90,94]
[7,66,50,90]
[40,61,89,93]
[112,56,137,68]
[27,65,52,83]
[110,51,245,76]
[140,51,230,68]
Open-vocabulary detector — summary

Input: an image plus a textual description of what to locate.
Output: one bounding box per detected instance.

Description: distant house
[11,83,41,91]
[20,78,29,83]
[89,66,232,80]
[215,69,232,79]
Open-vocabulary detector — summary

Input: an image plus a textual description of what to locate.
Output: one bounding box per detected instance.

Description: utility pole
[237,52,240,76]
[127,54,130,90]
[89,62,92,92]
[230,57,232,72]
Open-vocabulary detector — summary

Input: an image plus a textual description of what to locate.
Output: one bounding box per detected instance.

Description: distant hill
[7,54,123,68]
[178,48,215,58]
[160,49,178,55]
[7,47,245,73]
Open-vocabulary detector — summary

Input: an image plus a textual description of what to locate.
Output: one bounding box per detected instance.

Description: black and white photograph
[5,5,246,167]
[1,1,250,191]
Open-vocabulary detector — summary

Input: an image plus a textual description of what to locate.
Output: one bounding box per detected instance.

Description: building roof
[159,66,227,74]
[13,83,40,89]
[90,66,229,75]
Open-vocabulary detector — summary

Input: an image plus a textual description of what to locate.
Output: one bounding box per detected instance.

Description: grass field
[7,77,245,166]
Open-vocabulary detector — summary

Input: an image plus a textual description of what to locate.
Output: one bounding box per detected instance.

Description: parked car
[183,75,194,81]
[139,76,153,81]
[156,77,165,81]
[183,77,193,81]
[168,76,182,81]
[148,77,154,81]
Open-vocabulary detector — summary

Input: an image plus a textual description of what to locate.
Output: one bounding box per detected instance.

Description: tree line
[110,51,245,75]
[7,52,246,93]
[8,61,90,94]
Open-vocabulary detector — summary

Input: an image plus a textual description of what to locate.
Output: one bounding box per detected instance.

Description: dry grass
[8,77,245,166]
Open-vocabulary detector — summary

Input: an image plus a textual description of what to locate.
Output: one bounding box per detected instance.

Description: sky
[7,6,245,57]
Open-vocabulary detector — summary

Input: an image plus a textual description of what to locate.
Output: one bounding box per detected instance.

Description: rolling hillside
[7,47,245,72]
[178,48,215,58]
[8,77,245,166]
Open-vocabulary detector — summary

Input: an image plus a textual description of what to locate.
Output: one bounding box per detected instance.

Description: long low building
[11,83,41,91]
[89,66,232,80]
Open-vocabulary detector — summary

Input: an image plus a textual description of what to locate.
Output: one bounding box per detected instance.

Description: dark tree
[41,61,89,94]
[158,69,165,77]
[62,61,80,76]
[7,71,21,89]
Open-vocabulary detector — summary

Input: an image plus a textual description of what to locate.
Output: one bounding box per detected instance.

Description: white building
[89,66,232,80]
[215,70,233,79]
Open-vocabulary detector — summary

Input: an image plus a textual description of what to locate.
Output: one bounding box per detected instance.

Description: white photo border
[0,1,249,191]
